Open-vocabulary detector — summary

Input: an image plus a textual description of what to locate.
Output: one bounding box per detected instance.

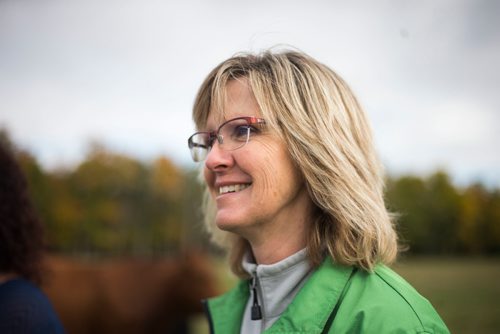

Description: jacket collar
[241,248,312,322]
[205,257,355,333]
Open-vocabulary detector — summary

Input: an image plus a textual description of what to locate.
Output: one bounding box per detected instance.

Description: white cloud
[0,0,499,186]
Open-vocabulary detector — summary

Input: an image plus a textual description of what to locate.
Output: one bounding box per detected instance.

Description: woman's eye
[234,125,250,137]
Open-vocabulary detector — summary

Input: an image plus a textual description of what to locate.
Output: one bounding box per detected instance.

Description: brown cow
[42,251,218,334]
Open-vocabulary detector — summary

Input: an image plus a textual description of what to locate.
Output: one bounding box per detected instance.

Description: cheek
[248,163,280,207]
[251,142,297,200]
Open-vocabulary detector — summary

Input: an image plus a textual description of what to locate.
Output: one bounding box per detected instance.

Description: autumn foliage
[2,131,499,257]
[10,143,207,257]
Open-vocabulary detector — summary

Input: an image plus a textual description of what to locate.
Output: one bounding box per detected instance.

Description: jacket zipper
[250,276,263,320]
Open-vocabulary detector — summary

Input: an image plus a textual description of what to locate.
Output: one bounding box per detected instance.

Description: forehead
[205,78,261,129]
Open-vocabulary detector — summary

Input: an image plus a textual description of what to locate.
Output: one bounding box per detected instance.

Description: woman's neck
[248,221,308,265]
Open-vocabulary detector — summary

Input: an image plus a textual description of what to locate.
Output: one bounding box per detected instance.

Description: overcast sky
[1,0,499,187]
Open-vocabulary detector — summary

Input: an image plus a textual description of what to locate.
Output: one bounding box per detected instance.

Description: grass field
[191,257,500,334]
[393,257,500,334]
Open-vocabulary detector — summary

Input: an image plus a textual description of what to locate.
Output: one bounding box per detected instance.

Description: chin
[215,219,240,232]
[215,213,250,233]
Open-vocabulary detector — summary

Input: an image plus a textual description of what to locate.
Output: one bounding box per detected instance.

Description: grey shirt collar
[240,248,313,333]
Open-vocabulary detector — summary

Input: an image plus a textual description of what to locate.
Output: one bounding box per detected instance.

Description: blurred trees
[2,133,207,257]
[386,171,500,255]
[2,130,499,256]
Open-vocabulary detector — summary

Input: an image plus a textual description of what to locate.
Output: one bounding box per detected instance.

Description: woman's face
[203,78,312,241]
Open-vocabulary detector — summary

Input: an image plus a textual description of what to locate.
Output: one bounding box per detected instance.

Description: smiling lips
[219,183,251,195]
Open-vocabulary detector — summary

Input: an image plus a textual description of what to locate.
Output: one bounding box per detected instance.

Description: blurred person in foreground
[188,49,449,333]
[0,142,65,333]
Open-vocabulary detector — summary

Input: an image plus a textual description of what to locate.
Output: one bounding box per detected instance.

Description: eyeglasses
[188,116,266,162]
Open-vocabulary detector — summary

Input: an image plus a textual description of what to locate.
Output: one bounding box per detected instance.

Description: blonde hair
[192,49,398,275]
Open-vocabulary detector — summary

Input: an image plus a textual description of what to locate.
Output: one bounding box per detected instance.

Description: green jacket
[204,258,449,333]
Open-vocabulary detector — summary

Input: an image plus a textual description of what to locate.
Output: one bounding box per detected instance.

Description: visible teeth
[219,184,250,195]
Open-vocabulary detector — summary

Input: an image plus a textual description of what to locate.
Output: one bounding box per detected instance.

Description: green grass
[393,257,500,334]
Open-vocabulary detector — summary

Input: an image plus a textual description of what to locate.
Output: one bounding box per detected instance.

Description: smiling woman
[201,80,311,254]
[188,49,450,334]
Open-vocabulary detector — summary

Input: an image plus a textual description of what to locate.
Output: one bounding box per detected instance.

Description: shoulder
[0,278,48,306]
[0,278,65,334]
[330,264,449,334]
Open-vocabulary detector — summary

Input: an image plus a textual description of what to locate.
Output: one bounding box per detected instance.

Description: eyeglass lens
[188,118,256,162]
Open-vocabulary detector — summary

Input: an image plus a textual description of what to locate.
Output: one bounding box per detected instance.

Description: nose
[204,140,234,172]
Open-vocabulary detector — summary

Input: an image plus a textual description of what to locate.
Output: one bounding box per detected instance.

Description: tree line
[386,172,500,255]
[2,131,499,257]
